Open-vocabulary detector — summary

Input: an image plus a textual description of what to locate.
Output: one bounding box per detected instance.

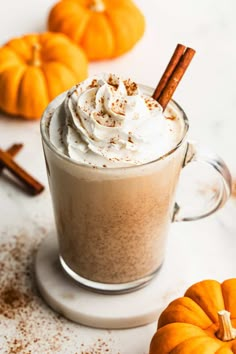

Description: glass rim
[40,87,189,171]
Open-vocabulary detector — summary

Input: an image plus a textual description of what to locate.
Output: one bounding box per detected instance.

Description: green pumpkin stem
[89,0,105,12]
[217,310,236,341]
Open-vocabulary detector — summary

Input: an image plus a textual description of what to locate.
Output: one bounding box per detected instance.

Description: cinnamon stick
[152,44,186,101]
[0,148,44,195]
[0,144,23,174]
[153,44,196,110]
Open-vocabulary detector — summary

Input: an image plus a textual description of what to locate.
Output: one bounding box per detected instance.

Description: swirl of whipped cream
[49,73,182,167]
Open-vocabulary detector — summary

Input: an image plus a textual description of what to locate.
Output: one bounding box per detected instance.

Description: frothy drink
[41,74,187,291]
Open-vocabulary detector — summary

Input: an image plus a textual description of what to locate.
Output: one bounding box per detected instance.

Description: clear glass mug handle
[173,141,232,222]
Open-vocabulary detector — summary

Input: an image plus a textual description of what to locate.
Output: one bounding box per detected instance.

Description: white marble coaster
[35,235,169,329]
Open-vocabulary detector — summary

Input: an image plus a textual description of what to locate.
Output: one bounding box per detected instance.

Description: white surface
[35,235,169,329]
[0,1,236,353]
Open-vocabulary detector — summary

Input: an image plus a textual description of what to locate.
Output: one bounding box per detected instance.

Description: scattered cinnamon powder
[107,75,119,90]
[123,79,138,96]
[0,232,118,353]
[144,97,159,111]
[80,338,120,354]
[0,288,31,318]
[165,115,176,120]
[128,136,134,144]
[89,79,98,89]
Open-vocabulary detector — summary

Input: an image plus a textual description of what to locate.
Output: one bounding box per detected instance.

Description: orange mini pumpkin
[150,279,236,354]
[48,0,145,60]
[0,32,88,120]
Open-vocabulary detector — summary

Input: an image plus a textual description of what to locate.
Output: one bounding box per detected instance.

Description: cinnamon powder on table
[0,231,118,354]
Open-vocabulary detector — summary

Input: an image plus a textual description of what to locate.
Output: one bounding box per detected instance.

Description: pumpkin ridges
[80,13,114,60]
[0,65,26,115]
[0,47,23,74]
[46,50,87,80]
[169,336,222,354]
[42,62,79,100]
[158,296,213,329]
[40,31,76,53]
[149,323,208,354]
[106,0,145,56]
[5,38,30,62]
[0,32,88,119]
[106,10,144,57]
[17,67,49,119]
[48,1,90,43]
[61,15,90,44]
[6,35,39,63]
[112,14,144,57]
[48,0,77,28]
[185,280,225,323]
[40,35,88,79]
[29,31,87,112]
[222,279,236,318]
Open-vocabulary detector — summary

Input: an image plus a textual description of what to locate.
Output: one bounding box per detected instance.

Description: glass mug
[40,85,232,293]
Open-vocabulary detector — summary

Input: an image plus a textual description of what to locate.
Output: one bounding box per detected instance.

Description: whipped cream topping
[48,73,184,168]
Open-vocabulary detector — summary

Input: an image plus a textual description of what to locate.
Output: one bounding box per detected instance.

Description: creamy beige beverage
[41,73,188,291]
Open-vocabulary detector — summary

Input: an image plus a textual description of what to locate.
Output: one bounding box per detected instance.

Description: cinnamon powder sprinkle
[165,115,176,120]
[0,232,118,353]
[107,76,119,90]
[89,79,98,88]
[123,79,138,96]
[144,97,159,111]
[128,136,134,144]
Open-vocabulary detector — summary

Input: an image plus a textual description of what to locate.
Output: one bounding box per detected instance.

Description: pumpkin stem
[217,310,236,341]
[89,0,105,12]
[30,43,41,67]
